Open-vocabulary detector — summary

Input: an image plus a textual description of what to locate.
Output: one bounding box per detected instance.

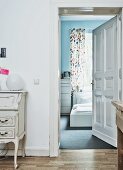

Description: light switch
[34,79,40,85]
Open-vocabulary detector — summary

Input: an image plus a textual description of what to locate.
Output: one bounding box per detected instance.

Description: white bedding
[73,103,92,112]
[73,90,92,104]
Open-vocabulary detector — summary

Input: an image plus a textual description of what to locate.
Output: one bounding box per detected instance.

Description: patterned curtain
[70,28,85,91]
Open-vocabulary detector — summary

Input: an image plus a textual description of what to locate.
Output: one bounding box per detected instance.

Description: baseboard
[5,147,49,156]
[25,147,49,156]
[92,129,117,147]
[7,149,23,156]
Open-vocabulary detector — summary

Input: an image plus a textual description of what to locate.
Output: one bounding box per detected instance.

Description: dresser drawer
[0,128,15,138]
[61,99,71,107]
[61,86,71,94]
[61,106,71,114]
[0,116,15,127]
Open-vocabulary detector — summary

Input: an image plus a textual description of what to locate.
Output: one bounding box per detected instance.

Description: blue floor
[60,115,116,149]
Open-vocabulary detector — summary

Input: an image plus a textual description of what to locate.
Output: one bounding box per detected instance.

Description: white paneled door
[92,16,120,147]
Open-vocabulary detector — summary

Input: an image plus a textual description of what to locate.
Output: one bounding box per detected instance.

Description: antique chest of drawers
[0,91,27,169]
[61,79,71,114]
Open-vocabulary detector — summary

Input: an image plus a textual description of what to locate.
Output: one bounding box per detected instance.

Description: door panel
[95,96,102,124]
[93,16,119,147]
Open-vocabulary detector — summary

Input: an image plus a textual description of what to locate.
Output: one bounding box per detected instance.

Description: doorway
[60,14,118,149]
[49,5,123,156]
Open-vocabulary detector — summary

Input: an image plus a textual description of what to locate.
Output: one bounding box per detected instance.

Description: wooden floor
[0,149,117,170]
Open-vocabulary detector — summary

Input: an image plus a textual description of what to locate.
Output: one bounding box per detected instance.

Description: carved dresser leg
[14,138,19,169]
[22,134,26,157]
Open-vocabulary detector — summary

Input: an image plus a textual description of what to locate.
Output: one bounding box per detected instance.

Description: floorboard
[0,149,117,170]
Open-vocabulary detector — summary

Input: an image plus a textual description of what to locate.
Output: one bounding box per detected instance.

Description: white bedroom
[60,12,117,150]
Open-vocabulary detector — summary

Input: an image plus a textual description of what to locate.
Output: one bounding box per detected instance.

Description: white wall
[0,0,50,155]
[0,0,122,157]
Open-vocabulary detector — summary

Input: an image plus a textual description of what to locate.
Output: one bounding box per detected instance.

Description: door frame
[49,0,123,157]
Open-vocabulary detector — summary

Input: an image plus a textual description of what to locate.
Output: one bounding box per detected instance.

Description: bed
[70,90,92,127]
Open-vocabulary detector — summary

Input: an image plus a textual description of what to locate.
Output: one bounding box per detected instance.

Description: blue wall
[61,20,106,73]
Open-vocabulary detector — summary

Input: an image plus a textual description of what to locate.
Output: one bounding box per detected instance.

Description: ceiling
[60,15,115,21]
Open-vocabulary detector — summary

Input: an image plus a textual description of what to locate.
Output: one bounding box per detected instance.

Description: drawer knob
[0,119,8,123]
[0,132,8,136]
